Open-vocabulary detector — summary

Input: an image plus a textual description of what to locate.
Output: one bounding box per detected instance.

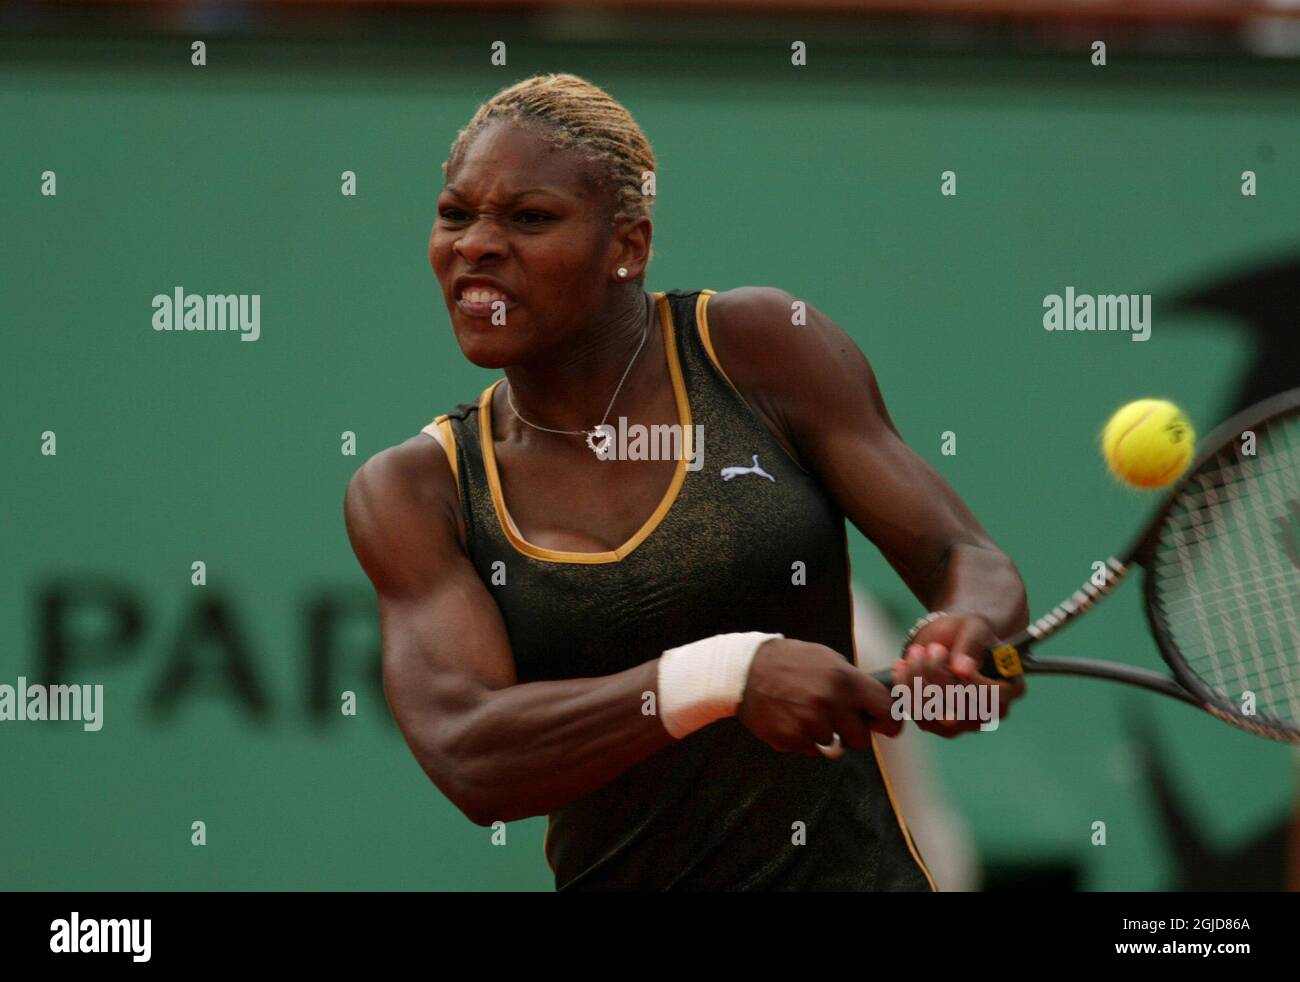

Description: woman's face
[430,119,630,369]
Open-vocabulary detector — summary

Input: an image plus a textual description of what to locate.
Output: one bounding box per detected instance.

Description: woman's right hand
[736,638,902,755]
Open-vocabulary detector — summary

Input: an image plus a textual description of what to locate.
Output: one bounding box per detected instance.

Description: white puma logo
[720,454,775,482]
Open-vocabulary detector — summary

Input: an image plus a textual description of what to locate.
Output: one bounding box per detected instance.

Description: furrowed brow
[442,185,563,202]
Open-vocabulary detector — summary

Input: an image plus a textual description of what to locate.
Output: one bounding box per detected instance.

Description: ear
[610,214,653,281]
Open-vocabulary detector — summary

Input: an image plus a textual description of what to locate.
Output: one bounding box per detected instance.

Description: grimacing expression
[431,120,625,369]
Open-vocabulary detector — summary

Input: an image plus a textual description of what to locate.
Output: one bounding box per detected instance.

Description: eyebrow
[442,185,565,201]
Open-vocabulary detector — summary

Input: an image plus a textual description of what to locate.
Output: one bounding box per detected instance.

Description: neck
[501,289,658,435]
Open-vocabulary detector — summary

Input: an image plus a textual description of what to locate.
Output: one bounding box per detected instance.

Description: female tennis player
[345,73,1028,891]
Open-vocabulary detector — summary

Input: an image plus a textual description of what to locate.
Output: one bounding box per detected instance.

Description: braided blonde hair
[443,73,657,237]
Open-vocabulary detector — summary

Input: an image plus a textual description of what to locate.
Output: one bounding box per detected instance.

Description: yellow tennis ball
[1102,399,1196,488]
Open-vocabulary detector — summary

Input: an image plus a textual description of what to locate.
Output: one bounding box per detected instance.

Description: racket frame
[1136,388,1300,742]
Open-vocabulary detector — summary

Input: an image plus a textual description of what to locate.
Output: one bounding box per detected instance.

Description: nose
[452,217,508,266]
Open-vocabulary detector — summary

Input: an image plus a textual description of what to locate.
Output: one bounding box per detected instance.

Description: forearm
[419,659,676,825]
[922,538,1029,639]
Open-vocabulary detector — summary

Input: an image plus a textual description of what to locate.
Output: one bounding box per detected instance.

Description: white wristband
[656,632,784,739]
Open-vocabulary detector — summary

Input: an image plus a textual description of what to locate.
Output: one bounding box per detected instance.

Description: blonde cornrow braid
[443,74,657,237]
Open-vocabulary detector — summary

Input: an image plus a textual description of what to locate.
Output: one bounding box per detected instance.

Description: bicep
[344,441,518,771]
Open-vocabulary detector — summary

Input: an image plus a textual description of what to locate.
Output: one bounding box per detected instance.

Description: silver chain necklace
[505,321,650,458]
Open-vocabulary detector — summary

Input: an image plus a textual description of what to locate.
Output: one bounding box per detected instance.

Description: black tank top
[426,289,934,891]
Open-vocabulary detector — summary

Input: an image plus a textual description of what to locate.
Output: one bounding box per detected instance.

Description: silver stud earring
[617,267,629,278]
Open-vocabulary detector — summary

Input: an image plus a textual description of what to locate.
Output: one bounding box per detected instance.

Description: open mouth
[455,284,517,318]
[459,286,510,304]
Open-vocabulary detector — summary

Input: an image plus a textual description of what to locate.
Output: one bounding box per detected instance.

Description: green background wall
[3,33,1298,890]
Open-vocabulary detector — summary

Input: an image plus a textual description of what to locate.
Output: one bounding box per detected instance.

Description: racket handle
[866,645,1025,685]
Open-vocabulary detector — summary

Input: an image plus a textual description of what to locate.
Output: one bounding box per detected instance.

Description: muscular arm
[705,286,1029,639]
[345,435,674,825]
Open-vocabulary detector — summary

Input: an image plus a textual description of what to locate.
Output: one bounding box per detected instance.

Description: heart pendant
[585,428,612,459]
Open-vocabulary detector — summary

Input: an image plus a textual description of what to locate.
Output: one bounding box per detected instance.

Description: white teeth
[462,287,507,304]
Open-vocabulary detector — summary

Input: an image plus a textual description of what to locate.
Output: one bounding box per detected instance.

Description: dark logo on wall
[1170,253,1300,415]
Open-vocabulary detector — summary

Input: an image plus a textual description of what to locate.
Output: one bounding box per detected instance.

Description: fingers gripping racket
[871,388,1300,744]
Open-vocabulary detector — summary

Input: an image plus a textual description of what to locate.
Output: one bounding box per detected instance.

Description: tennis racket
[870,387,1300,744]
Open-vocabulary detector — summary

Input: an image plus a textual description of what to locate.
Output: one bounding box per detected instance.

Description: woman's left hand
[889,612,1025,737]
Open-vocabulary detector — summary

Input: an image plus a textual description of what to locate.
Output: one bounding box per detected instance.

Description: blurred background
[3,0,1299,891]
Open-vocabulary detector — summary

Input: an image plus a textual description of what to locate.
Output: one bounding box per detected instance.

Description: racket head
[1133,388,1300,743]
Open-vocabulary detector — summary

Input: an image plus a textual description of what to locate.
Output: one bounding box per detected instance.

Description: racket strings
[1150,415,1300,733]
[1199,436,1300,723]
[1159,566,1298,602]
